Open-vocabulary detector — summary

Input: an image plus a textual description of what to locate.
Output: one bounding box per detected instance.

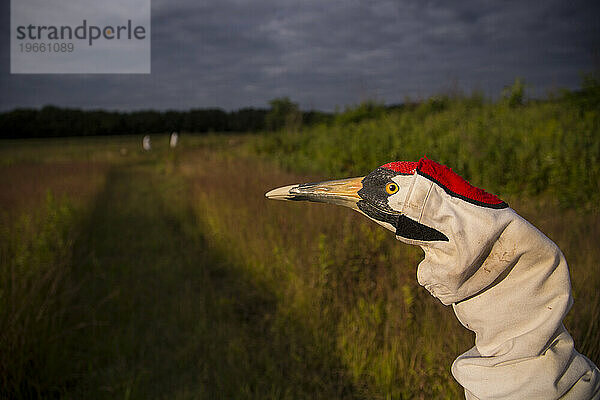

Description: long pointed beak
[265,176,364,209]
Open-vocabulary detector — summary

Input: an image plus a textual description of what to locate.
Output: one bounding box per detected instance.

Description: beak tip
[265,184,298,201]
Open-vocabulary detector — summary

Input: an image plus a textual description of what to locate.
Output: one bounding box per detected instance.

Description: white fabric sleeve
[396,172,600,400]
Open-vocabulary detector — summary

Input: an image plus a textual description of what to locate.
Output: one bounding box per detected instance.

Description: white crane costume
[266,157,600,399]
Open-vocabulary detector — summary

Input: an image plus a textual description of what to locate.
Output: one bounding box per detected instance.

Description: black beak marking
[396,214,449,241]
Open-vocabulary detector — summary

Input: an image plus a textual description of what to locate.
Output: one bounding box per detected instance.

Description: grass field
[1,96,599,398]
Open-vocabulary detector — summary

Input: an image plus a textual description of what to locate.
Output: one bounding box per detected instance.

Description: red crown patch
[381,157,507,209]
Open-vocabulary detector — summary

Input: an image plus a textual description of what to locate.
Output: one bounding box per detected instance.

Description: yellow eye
[385,182,399,195]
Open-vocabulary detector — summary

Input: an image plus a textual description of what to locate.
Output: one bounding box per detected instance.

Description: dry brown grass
[0,161,109,224]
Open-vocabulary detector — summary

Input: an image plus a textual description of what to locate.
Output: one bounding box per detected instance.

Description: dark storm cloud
[1,0,598,111]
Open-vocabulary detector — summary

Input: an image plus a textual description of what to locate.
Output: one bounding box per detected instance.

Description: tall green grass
[0,194,82,398]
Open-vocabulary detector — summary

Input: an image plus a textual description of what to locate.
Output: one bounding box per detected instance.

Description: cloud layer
[1,0,598,111]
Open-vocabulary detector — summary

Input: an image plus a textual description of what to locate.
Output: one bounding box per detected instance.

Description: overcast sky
[1,0,599,111]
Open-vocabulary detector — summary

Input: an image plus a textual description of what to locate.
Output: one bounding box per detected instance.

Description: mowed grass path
[52,158,356,399]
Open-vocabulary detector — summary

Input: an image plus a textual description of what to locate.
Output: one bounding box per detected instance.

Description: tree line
[2,74,597,140]
[0,98,335,139]
[0,106,267,139]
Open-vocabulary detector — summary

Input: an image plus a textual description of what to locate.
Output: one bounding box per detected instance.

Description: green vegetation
[254,78,600,211]
[265,97,303,132]
[1,78,599,398]
[1,195,82,398]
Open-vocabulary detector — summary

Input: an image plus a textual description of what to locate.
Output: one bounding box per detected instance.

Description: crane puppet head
[266,158,507,243]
